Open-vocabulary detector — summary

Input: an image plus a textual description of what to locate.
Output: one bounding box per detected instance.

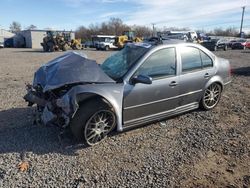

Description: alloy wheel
[203,83,221,109]
[84,110,115,146]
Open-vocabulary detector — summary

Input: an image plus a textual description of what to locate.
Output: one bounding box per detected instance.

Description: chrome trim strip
[124,89,202,110]
[124,102,199,127]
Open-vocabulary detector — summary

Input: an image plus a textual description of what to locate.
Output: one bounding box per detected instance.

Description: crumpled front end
[24,52,116,127]
[24,84,73,127]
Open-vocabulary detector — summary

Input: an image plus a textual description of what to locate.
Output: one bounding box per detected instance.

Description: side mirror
[131,75,152,85]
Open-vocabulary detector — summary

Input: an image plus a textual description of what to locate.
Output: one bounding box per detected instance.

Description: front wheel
[200,83,222,110]
[70,99,116,146]
[105,46,109,51]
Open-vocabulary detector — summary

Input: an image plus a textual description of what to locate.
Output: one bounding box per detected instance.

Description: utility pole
[240,6,246,37]
[152,23,156,37]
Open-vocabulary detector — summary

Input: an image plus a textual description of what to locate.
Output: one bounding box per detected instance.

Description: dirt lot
[0,48,249,187]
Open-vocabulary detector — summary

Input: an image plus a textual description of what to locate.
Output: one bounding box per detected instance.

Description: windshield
[101,45,150,81]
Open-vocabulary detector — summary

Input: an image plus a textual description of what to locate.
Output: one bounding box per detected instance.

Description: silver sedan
[24,41,232,146]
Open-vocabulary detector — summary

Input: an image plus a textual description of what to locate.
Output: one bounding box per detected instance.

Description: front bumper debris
[23,84,70,127]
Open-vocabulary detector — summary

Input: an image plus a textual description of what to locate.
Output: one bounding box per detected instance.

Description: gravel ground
[0,48,249,187]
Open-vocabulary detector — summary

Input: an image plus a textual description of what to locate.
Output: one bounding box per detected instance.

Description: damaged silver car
[24,42,231,146]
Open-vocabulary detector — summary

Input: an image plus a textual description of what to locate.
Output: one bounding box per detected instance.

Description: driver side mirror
[131,75,152,85]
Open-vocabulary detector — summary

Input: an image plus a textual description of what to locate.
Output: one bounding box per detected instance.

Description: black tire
[47,42,55,52]
[70,98,116,146]
[200,83,222,110]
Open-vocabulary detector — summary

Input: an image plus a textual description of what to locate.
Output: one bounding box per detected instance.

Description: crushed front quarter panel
[56,83,125,131]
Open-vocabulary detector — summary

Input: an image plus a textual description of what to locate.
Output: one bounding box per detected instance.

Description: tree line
[8,19,250,40]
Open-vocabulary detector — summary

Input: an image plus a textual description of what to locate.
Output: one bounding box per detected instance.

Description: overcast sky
[1,0,250,32]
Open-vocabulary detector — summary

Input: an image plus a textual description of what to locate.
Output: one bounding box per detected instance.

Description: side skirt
[122,102,199,131]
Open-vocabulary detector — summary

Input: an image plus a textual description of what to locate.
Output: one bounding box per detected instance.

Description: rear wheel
[70,99,116,146]
[200,83,222,110]
[47,42,55,52]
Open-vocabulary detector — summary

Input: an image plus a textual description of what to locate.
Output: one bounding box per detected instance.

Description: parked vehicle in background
[92,35,118,50]
[0,42,4,48]
[41,31,69,52]
[24,41,231,146]
[228,39,237,48]
[231,39,247,50]
[200,38,228,51]
[158,31,198,42]
[114,31,142,49]
[83,41,94,48]
[245,40,250,49]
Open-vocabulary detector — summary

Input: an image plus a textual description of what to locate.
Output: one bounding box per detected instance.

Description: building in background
[0,29,15,47]
[14,30,75,48]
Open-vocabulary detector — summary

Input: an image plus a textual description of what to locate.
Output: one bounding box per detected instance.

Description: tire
[70,99,116,146]
[62,44,68,51]
[200,83,222,110]
[105,46,109,51]
[47,42,55,52]
[76,44,82,50]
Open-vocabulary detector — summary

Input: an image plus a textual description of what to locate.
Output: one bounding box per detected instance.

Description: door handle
[169,81,178,87]
[204,73,210,79]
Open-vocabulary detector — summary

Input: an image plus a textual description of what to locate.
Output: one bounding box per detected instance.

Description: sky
[1,0,250,32]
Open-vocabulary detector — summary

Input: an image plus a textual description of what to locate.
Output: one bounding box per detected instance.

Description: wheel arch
[204,76,224,91]
[75,92,122,132]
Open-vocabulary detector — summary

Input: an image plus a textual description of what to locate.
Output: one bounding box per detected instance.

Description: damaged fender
[56,84,124,131]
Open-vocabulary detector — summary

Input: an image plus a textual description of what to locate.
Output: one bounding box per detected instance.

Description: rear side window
[200,50,213,67]
[181,47,202,72]
[181,46,213,73]
[135,47,176,79]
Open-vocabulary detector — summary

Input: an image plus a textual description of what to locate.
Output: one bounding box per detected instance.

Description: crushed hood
[33,52,115,92]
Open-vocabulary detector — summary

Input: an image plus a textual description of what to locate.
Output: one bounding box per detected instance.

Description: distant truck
[92,35,118,51]
[158,31,198,42]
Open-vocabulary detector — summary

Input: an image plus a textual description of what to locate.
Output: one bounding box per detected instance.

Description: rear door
[177,46,215,106]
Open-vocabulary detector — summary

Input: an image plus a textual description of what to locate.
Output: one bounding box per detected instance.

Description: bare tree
[9,21,21,33]
[26,24,37,30]
[132,25,152,38]
[108,18,130,35]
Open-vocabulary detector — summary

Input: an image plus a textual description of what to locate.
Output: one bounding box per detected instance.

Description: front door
[123,47,180,127]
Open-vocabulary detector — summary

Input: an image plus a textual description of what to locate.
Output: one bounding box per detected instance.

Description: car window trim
[180,46,213,74]
[131,47,177,81]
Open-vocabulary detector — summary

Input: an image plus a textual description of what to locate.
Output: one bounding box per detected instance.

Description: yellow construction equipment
[114,31,142,49]
[41,31,68,52]
[70,39,82,50]
[41,31,82,52]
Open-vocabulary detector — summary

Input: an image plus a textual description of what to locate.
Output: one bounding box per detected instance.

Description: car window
[200,50,213,68]
[181,46,202,72]
[135,48,176,79]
